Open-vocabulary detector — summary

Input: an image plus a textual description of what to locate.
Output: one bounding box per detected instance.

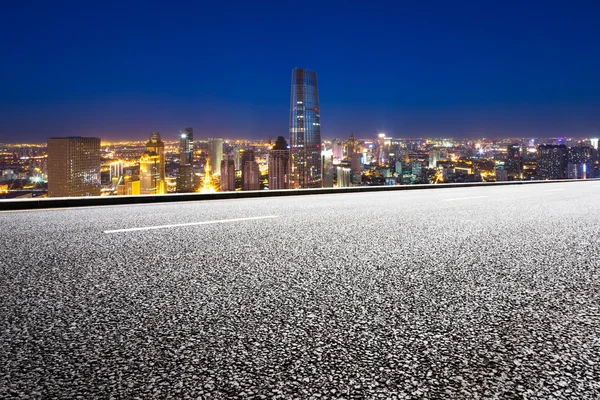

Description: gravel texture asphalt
[1,182,599,399]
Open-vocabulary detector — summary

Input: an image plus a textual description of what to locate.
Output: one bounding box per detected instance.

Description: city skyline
[2,1,600,143]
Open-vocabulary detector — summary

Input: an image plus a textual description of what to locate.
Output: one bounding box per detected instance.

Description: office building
[268,136,290,190]
[140,132,166,194]
[208,138,224,176]
[289,68,322,188]
[506,144,522,180]
[47,137,101,197]
[336,167,351,187]
[220,159,236,191]
[179,128,194,165]
[537,144,567,180]
[177,128,195,192]
[242,154,260,191]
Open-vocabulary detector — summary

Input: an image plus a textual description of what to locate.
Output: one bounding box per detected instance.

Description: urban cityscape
[1,68,598,199]
[3,1,600,398]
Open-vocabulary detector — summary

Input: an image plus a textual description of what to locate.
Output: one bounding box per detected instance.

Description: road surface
[1,182,599,398]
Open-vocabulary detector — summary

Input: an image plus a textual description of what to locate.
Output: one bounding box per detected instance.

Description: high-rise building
[140,132,166,194]
[177,128,195,192]
[220,159,236,191]
[346,133,357,159]
[506,144,522,180]
[208,138,224,176]
[47,137,101,197]
[591,138,599,151]
[268,136,290,190]
[243,159,260,191]
[289,68,322,189]
[336,167,351,187]
[179,128,194,165]
[537,144,567,180]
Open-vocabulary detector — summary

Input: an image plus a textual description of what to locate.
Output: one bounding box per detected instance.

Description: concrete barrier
[0,179,597,211]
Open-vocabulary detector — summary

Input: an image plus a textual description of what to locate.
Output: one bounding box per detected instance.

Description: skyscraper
[220,159,236,191]
[289,68,322,189]
[179,128,194,165]
[268,136,289,190]
[208,138,224,176]
[537,144,567,180]
[506,144,522,180]
[140,132,166,194]
[47,137,101,197]
[177,128,195,192]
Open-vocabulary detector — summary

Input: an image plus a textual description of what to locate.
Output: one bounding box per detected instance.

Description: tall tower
[208,138,224,176]
[140,132,166,194]
[177,128,195,192]
[47,137,101,197]
[268,136,290,190]
[179,127,194,165]
[289,68,322,189]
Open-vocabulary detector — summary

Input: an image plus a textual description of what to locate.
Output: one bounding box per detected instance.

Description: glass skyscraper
[289,68,322,188]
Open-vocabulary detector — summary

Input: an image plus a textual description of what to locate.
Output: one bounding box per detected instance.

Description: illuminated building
[537,144,567,180]
[268,136,289,190]
[179,128,194,165]
[140,132,166,194]
[346,133,357,159]
[332,139,343,163]
[289,68,322,188]
[243,159,260,191]
[220,159,235,191]
[506,144,522,180]
[591,138,599,151]
[47,137,101,197]
[241,150,255,189]
[177,128,195,192]
[208,138,224,176]
[177,165,194,192]
[350,153,361,174]
[336,167,351,187]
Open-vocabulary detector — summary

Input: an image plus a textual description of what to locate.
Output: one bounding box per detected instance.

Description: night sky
[1,0,599,143]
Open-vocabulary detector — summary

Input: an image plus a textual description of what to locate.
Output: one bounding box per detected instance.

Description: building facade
[289,68,322,189]
[537,144,567,180]
[140,132,166,194]
[208,138,224,176]
[268,136,289,190]
[47,137,101,197]
[220,159,236,191]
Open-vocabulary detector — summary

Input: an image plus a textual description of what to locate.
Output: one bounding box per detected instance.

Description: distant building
[289,68,322,188]
[591,138,599,151]
[240,149,255,189]
[268,136,290,190]
[336,167,351,187]
[208,138,224,176]
[177,165,194,192]
[177,128,195,193]
[350,153,362,174]
[140,132,166,194]
[346,132,357,159]
[220,159,235,191]
[537,144,567,180]
[495,167,508,182]
[243,159,260,191]
[47,137,101,197]
[179,127,194,165]
[506,144,522,180]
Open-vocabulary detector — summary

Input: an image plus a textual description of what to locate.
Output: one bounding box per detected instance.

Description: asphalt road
[1,182,599,399]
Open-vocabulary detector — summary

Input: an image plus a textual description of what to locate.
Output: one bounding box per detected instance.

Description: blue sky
[1,0,599,142]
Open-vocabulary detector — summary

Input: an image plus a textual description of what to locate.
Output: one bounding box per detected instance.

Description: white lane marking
[442,196,488,201]
[104,215,279,234]
[546,189,565,192]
